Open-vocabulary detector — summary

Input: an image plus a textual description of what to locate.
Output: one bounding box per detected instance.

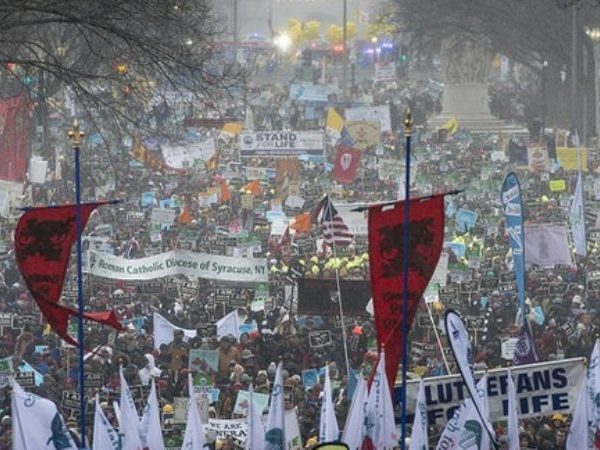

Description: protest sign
[234,390,270,416]
[556,147,587,171]
[345,121,381,150]
[344,105,391,132]
[0,357,12,388]
[150,208,177,225]
[162,139,216,169]
[308,330,333,348]
[239,131,325,157]
[302,369,319,389]
[501,338,518,360]
[0,313,12,327]
[527,145,549,172]
[374,62,397,82]
[549,179,566,192]
[401,357,584,427]
[289,84,332,102]
[188,349,219,372]
[86,250,268,283]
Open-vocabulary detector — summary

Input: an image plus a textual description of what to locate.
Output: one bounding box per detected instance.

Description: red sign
[332,146,360,184]
[368,195,445,389]
[0,95,32,182]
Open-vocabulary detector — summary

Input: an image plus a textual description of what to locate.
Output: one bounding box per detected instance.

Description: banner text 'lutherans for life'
[400,357,584,427]
[85,250,268,283]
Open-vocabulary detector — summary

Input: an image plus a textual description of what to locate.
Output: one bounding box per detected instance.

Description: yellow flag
[326,108,344,132]
[222,122,244,136]
[440,116,459,135]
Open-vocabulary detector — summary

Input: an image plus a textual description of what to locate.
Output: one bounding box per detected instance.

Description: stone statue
[441,34,493,84]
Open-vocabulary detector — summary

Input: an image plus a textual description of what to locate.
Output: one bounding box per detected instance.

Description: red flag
[0,95,32,182]
[14,203,124,346]
[368,195,445,390]
[332,146,361,184]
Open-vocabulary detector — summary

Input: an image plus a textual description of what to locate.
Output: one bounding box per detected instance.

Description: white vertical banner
[409,379,428,450]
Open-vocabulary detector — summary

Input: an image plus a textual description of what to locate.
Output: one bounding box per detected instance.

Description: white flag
[182,374,208,449]
[589,339,600,439]
[436,375,489,450]
[153,312,196,350]
[507,371,520,450]
[364,351,399,449]
[265,362,286,450]
[342,374,367,449]
[93,395,120,450]
[409,379,428,450]
[12,381,77,450]
[567,378,591,450]
[119,366,143,450]
[445,311,496,446]
[216,310,240,340]
[524,224,573,268]
[319,364,340,442]
[140,380,165,450]
[247,384,266,450]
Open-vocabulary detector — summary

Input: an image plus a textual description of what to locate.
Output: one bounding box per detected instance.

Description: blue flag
[513,319,538,365]
[501,172,526,321]
[570,168,587,256]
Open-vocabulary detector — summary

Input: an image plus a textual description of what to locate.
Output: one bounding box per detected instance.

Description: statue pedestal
[429,82,527,135]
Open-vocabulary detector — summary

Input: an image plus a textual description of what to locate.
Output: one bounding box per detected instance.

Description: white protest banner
[162,139,216,169]
[86,250,268,283]
[153,312,196,350]
[402,357,585,427]
[243,166,276,180]
[204,419,247,443]
[501,338,519,360]
[374,62,397,83]
[345,105,391,132]
[150,208,177,225]
[289,84,333,102]
[239,131,325,157]
[29,156,48,184]
[524,224,573,268]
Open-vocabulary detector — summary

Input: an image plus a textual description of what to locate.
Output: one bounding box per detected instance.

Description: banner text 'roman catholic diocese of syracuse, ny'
[85,250,268,283]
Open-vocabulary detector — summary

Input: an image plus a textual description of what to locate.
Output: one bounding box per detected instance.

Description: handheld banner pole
[400,109,413,450]
[68,119,88,449]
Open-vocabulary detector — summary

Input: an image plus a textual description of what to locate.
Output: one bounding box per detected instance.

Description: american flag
[315,195,353,247]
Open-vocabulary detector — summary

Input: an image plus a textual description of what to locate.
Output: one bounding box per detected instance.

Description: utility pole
[342,0,348,104]
[571,4,579,133]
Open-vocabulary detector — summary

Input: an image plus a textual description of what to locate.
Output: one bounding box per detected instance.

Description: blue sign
[501,172,525,318]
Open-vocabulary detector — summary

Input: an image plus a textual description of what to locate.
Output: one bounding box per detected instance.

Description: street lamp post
[541,60,548,140]
[587,27,600,141]
[342,0,348,104]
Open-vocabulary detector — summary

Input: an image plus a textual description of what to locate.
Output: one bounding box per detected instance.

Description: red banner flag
[0,95,32,182]
[14,203,124,345]
[332,146,361,184]
[368,195,445,389]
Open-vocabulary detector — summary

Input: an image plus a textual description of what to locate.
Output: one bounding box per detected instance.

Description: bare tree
[0,1,236,148]
[394,0,600,129]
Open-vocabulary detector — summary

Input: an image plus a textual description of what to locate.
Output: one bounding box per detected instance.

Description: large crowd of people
[0,46,595,450]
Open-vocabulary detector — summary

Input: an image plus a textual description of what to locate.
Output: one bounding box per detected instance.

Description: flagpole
[69,119,88,449]
[327,196,352,382]
[424,301,451,374]
[400,109,413,450]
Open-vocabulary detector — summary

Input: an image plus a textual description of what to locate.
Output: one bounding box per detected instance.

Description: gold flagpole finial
[404,108,413,136]
[68,119,85,148]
